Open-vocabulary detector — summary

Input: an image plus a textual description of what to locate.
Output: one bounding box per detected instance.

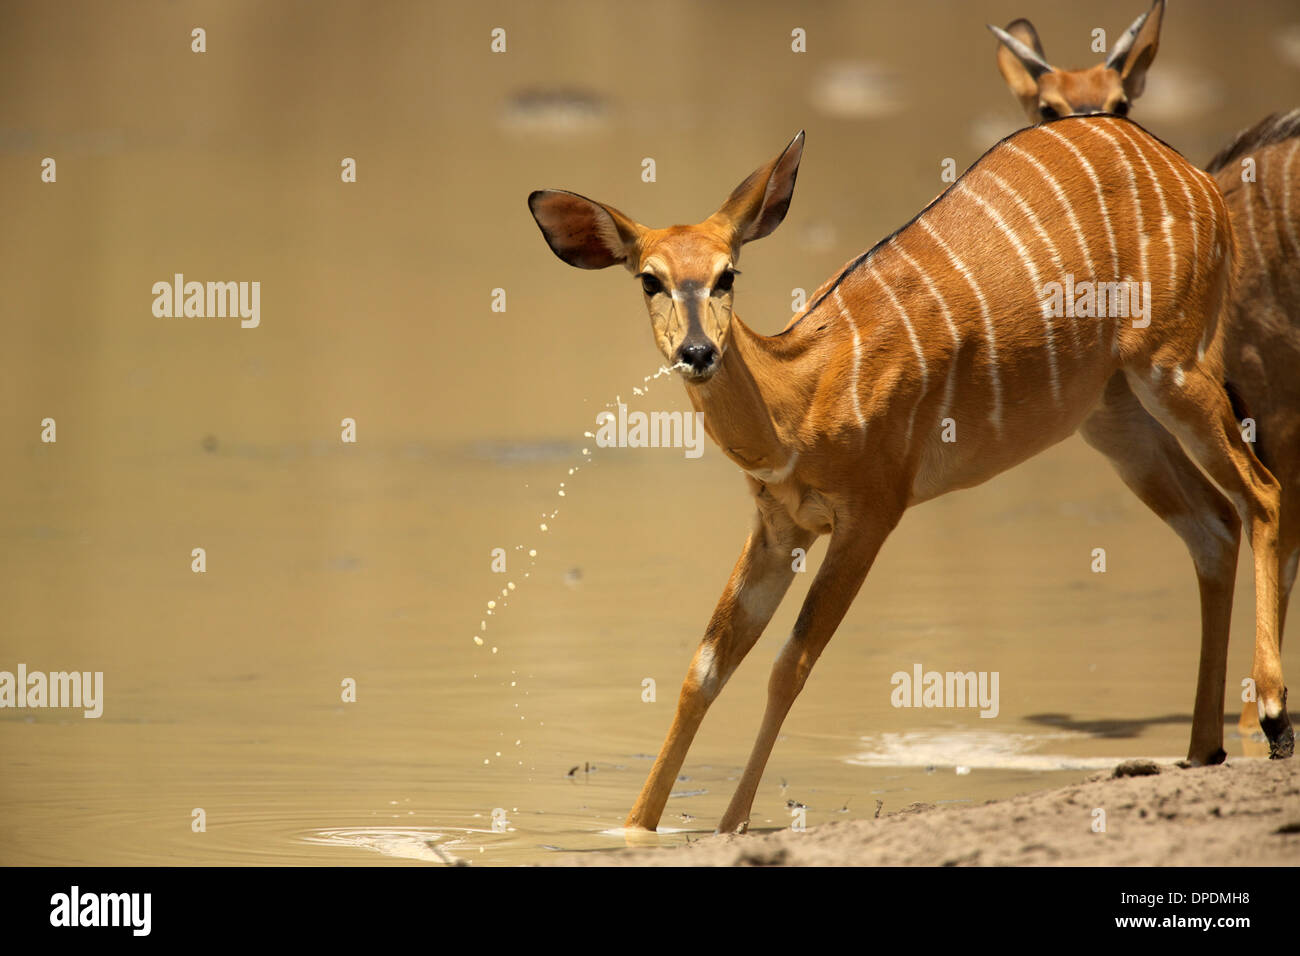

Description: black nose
[681,343,717,373]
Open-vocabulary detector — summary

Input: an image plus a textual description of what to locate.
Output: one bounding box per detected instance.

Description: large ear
[527,189,644,269]
[710,131,804,247]
[991,19,1053,118]
[1105,0,1163,99]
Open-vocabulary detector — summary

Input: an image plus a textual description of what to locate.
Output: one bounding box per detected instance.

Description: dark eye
[1113,100,1130,116]
[713,270,735,294]
[1039,104,1060,121]
[639,273,663,296]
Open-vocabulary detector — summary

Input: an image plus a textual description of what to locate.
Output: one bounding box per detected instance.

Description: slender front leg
[624,487,815,831]
[717,507,901,834]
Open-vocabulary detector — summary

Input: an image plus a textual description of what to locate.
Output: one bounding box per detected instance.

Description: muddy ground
[564,757,1300,866]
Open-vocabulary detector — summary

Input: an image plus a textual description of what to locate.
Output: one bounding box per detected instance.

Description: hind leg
[1080,373,1239,764]
[1125,363,1291,758]
[1240,527,1298,741]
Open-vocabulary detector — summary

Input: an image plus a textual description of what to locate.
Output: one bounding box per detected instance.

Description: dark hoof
[1264,722,1294,759]
[1178,748,1228,768]
[1261,687,1294,759]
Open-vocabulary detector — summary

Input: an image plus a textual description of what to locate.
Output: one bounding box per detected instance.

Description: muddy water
[1,0,1297,866]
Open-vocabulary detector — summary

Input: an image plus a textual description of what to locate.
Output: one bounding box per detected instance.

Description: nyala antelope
[1209,112,1300,741]
[991,2,1300,745]
[990,0,1163,124]
[528,115,1290,835]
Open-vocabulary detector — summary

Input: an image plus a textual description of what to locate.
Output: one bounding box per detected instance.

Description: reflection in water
[846,730,1178,771]
[301,827,495,865]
